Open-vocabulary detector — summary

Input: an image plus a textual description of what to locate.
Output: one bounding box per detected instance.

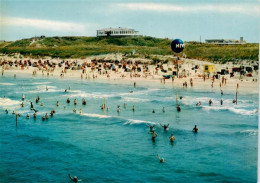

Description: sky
[0,0,259,42]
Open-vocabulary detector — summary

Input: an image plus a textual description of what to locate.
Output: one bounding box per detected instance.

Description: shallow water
[0,74,258,182]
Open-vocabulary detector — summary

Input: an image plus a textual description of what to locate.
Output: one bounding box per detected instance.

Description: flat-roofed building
[205,37,246,44]
[97,27,139,37]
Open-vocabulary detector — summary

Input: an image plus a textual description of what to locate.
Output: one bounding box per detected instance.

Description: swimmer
[129,90,133,93]
[30,102,34,109]
[22,94,25,100]
[42,116,45,121]
[33,113,37,118]
[160,123,169,131]
[176,105,181,112]
[232,99,236,104]
[151,131,157,141]
[68,174,81,182]
[169,134,175,142]
[132,105,135,111]
[74,99,77,105]
[179,96,183,100]
[40,103,44,106]
[67,98,70,103]
[157,154,165,163]
[117,106,121,113]
[192,125,198,133]
[26,114,30,119]
[65,89,67,92]
[152,109,155,113]
[162,107,166,113]
[209,99,213,106]
[100,104,104,110]
[45,113,49,119]
[12,111,15,115]
[82,99,86,105]
[147,124,156,132]
[196,101,201,106]
[56,101,59,106]
[5,109,8,114]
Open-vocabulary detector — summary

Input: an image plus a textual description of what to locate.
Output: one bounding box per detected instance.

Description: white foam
[0,98,21,107]
[124,119,155,125]
[202,106,258,116]
[31,82,51,85]
[0,82,15,86]
[121,97,150,102]
[240,129,258,136]
[81,113,112,118]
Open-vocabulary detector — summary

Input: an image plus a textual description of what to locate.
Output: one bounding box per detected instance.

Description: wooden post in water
[15,108,17,127]
[176,93,178,107]
[236,89,238,105]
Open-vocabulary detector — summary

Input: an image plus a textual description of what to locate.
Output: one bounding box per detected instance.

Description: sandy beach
[1,54,258,94]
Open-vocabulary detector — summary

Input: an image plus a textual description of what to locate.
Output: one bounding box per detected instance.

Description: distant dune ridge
[0,36,258,62]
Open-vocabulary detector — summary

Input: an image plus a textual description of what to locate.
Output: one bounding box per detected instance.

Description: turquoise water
[0,74,258,182]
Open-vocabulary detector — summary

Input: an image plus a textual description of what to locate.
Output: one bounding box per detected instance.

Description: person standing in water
[209,99,213,106]
[193,125,198,133]
[151,131,157,141]
[68,174,79,182]
[169,134,175,142]
[134,82,136,88]
[157,154,165,163]
[132,105,135,111]
[162,107,166,113]
[220,99,223,105]
[160,123,169,131]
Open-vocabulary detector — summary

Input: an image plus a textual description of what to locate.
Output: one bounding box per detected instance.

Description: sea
[0,73,258,182]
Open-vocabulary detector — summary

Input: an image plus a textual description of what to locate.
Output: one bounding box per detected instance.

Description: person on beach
[193,125,198,133]
[68,174,79,182]
[160,123,169,131]
[169,134,175,142]
[209,99,213,106]
[157,154,165,163]
[67,98,70,103]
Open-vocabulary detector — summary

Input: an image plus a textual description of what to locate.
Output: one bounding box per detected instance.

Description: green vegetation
[0,36,258,63]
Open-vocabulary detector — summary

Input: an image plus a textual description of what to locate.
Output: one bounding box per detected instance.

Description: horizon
[0,0,259,43]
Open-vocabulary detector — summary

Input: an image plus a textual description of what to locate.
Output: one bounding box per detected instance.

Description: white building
[205,37,246,44]
[97,27,139,37]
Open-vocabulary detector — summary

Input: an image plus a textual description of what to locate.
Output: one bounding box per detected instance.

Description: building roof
[97,27,137,31]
